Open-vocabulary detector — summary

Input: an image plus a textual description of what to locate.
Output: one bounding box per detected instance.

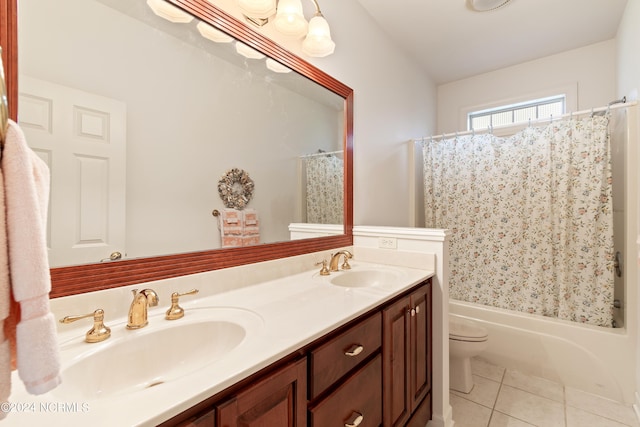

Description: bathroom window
[468,95,566,131]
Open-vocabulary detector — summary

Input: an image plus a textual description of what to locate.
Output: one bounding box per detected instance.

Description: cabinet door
[382,294,411,427]
[217,358,307,427]
[409,283,431,413]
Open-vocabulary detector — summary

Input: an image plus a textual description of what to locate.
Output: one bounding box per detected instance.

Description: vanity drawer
[309,312,381,398]
[309,354,382,427]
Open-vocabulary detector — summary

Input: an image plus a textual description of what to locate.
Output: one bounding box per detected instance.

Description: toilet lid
[449,316,488,341]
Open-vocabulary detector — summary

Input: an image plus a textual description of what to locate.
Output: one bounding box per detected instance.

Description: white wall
[437,40,617,134]
[617,0,640,102]
[615,0,640,416]
[208,0,439,229]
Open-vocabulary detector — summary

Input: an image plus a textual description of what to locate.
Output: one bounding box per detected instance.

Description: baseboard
[426,404,455,427]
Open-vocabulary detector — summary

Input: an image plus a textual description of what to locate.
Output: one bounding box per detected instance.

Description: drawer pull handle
[344,344,364,357]
[345,411,363,427]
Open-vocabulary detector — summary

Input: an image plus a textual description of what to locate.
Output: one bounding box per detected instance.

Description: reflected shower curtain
[305,155,344,224]
[423,116,615,327]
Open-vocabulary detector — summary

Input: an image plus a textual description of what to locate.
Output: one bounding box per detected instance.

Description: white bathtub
[450,299,636,404]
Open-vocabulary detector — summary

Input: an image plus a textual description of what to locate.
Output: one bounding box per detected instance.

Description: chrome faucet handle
[165,289,199,320]
[315,260,330,276]
[60,309,111,343]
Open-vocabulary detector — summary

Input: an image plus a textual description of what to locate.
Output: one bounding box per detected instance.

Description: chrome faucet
[329,250,353,272]
[126,289,159,329]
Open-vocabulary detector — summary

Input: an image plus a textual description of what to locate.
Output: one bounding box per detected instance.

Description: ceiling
[355,0,628,84]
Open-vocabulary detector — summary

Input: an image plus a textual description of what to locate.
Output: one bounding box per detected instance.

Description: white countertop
[3,260,434,426]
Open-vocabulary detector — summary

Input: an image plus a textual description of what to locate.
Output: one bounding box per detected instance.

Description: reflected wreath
[217,168,254,209]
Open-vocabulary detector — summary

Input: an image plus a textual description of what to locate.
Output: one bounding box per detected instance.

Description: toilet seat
[449,316,488,342]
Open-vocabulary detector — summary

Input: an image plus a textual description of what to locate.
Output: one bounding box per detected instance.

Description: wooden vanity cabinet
[308,312,383,426]
[167,279,432,427]
[308,312,382,399]
[383,282,432,427]
[309,354,382,427]
[173,358,307,427]
[216,358,307,427]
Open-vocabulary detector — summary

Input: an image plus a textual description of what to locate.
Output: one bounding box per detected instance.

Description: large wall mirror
[0,0,353,297]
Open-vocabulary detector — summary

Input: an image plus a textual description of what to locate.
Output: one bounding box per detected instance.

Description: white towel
[0,140,10,417]
[1,120,61,397]
[0,340,10,420]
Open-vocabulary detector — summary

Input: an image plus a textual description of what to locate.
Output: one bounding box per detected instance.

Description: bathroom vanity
[163,279,432,427]
[3,256,434,427]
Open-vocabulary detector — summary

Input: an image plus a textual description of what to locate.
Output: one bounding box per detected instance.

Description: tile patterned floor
[450,357,640,427]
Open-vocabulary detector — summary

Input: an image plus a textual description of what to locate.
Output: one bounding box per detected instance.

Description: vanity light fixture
[273,0,308,37]
[265,58,292,73]
[235,41,266,59]
[301,12,335,57]
[466,0,513,12]
[146,0,194,23]
[238,0,277,21]
[237,0,336,57]
[197,21,233,43]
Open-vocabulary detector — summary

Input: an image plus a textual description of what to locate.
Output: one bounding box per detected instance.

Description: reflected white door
[18,76,127,267]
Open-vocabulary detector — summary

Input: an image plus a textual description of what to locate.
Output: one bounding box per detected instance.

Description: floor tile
[565,388,639,427]
[452,374,501,408]
[450,392,493,427]
[472,357,506,382]
[489,411,536,427]
[502,369,564,403]
[566,406,634,427]
[452,359,640,427]
[494,385,565,426]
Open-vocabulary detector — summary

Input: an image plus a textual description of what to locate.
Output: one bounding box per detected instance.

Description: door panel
[19,76,127,266]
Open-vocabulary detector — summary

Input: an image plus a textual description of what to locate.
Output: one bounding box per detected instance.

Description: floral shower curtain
[423,116,615,327]
[305,154,344,224]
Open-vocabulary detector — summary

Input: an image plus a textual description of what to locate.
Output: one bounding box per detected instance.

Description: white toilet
[449,315,489,393]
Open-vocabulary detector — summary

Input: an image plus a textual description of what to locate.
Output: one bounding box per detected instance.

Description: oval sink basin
[54,307,263,400]
[329,267,406,288]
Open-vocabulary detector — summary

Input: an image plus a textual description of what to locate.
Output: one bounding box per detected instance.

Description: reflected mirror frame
[0,0,353,298]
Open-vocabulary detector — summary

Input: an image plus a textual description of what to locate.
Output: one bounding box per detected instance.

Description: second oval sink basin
[54,307,263,400]
[329,266,406,288]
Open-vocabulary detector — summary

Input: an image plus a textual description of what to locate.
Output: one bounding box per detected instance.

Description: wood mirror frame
[0,0,353,298]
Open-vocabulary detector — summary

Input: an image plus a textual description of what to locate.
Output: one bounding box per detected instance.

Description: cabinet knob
[344,344,364,357]
[415,305,420,314]
[345,411,363,427]
[410,308,416,317]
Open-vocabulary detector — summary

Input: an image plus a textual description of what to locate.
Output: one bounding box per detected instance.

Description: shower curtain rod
[419,99,637,143]
[299,150,343,158]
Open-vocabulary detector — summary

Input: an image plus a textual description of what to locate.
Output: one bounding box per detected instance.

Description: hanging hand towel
[0,146,11,417]
[219,208,243,248]
[1,120,61,402]
[241,209,260,246]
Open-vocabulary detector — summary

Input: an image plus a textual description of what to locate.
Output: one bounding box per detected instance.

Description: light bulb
[273,0,308,37]
[302,15,335,57]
